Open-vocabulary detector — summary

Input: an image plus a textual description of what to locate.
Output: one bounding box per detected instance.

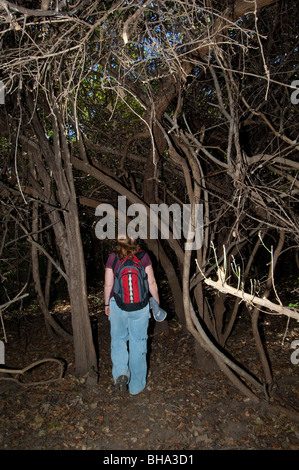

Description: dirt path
[0,300,298,451]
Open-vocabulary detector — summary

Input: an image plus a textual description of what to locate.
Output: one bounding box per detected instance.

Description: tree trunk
[251,230,285,388]
[31,201,71,338]
[146,238,185,325]
[64,200,98,375]
[27,96,98,376]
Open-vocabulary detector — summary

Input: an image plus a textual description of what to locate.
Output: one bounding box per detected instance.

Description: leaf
[30,415,44,429]
[49,421,61,428]
[255,417,264,425]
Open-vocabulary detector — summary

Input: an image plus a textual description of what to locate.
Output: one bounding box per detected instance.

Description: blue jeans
[109,298,151,395]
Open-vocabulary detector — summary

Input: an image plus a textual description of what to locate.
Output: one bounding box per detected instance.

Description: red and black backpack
[112,251,149,311]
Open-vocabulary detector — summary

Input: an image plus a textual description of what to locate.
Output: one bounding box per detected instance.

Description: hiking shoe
[114,375,128,392]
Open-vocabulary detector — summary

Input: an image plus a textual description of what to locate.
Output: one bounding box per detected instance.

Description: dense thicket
[0,0,298,415]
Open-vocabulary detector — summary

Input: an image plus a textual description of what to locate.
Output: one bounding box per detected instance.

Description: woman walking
[104,235,159,395]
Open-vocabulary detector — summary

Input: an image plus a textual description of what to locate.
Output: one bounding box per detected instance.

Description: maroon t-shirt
[105,251,152,300]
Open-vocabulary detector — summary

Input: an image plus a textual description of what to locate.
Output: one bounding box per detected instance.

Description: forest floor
[0,290,299,455]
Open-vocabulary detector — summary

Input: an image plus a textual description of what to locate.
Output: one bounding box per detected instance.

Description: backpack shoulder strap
[112,251,144,272]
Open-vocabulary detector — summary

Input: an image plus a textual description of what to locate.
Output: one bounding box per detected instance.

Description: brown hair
[115,234,140,259]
